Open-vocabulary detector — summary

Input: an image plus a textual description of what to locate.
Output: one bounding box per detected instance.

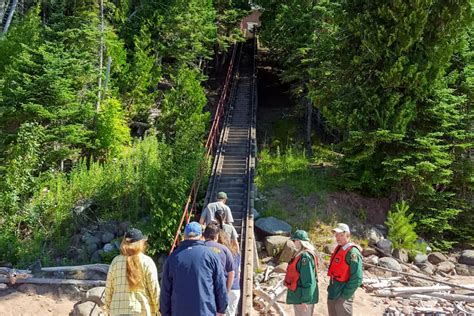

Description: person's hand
[216,313,225,316]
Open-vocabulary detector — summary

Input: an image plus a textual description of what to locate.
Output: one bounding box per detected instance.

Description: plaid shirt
[104,253,160,315]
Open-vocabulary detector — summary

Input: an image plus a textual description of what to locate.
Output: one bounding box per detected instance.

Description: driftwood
[40,264,109,274]
[376,284,474,295]
[254,280,287,316]
[365,263,474,291]
[0,276,105,286]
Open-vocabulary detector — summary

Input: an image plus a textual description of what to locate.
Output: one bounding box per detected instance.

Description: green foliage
[385,201,422,253]
[96,97,131,157]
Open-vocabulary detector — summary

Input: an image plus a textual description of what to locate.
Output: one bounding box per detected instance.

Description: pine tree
[385,201,421,253]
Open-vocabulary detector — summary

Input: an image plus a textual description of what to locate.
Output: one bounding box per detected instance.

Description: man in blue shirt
[204,223,235,292]
[160,222,228,316]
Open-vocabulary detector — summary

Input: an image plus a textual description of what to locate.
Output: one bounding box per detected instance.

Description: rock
[374,224,388,237]
[91,250,104,263]
[118,221,131,236]
[265,236,290,257]
[278,240,297,263]
[393,249,409,263]
[364,255,379,265]
[256,241,264,253]
[378,257,402,273]
[458,250,474,266]
[86,243,99,255]
[273,262,288,274]
[85,287,105,306]
[113,240,121,250]
[455,263,474,276]
[0,284,7,290]
[414,253,428,265]
[101,232,115,244]
[366,227,384,246]
[362,247,377,257]
[255,217,292,236]
[405,271,434,286]
[323,242,337,254]
[436,261,455,274]
[103,243,115,253]
[99,222,118,235]
[428,252,448,265]
[376,239,393,256]
[417,261,435,275]
[252,208,261,220]
[72,301,102,316]
[82,233,101,246]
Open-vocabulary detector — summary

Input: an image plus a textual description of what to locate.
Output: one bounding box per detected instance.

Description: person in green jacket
[327,223,363,316]
[284,230,319,316]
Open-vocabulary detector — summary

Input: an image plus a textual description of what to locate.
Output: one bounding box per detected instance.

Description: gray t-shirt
[200,201,234,225]
[222,223,238,240]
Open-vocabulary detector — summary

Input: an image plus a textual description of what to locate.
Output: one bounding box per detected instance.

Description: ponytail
[215,209,225,229]
[120,239,147,291]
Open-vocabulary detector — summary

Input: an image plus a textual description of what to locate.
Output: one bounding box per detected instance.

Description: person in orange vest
[284,230,319,316]
[327,223,363,316]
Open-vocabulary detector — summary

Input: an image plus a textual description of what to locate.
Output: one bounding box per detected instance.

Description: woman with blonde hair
[104,228,160,315]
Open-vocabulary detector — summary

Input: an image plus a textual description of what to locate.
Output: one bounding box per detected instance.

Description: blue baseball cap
[184,221,202,238]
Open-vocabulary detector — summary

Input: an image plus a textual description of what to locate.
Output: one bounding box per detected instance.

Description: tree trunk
[0,1,6,24]
[2,0,18,34]
[305,98,313,157]
[96,0,104,111]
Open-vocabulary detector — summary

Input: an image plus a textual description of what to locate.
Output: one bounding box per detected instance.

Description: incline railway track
[170,39,257,315]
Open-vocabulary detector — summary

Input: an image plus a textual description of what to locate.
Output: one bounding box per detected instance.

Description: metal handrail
[241,36,258,316]
[169,44,239,254]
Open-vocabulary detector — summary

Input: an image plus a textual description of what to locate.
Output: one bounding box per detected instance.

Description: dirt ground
[0,284,80,316]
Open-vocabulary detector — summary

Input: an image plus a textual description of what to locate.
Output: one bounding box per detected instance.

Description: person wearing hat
[104,228,160,316]
[160,221,228,316]
[327,223,363,316]
[200,191,234,226]
[284,230,319,316]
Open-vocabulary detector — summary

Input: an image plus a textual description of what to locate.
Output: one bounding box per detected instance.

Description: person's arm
[104,258,117,314]
[341,248,363,299]
[297,252,317,302]
[144,256,160,315]
[211,255,228,314]
[199,207,208,226]
[226,270,235,292]
[159,259,172,316]
[231,226,240,253]
[225,206,234,223]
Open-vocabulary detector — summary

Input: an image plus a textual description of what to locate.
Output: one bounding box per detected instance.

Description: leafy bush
[385,201,424,254]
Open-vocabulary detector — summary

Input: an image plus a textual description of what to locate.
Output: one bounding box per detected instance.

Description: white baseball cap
[332,223,350,233]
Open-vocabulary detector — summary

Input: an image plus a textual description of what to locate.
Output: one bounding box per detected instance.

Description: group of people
[103,191,363,316]
[283,223,363,316]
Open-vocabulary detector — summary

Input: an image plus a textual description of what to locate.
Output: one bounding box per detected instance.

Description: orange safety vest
[284,251,318,292]
[327,243,357,282]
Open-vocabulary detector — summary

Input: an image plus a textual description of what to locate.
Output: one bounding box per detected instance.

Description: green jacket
[327,246,363,300]
[286,251,319,304]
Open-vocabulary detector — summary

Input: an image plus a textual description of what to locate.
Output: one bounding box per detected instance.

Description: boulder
[91,250,104,263]
[455,263,474,276]
[103,243,115,253]
[366,227,384,246]
[362,247,378,257]
[428,252,448,265]
[252,208,261,220]
[255,217,292,236]
[118,221,131,236]
[82,233,101,246]
[86,243,99,255]
[99,222,118,235]
[85,287,105,306]
[101,232,115,244]
[417,261,435,275]
[393,249,409,263]
[73,301,102,316]
[414,253,428,265]
[458,250,474,266]
[378,257,402,273]
[278,240,297,263]
[265,236,290,257]
[256,241,264,253]
[376,239,393,256]
[405,271,434,287]
[323,242,338,254]
[436,261,455,274]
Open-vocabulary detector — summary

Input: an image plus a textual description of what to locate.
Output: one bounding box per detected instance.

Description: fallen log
[0,277,105,286]
[365,263,474,291]
[375,290,474,303]
[41,264,109,274]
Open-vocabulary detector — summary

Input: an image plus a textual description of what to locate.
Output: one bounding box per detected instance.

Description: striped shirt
[104,253,160,315]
